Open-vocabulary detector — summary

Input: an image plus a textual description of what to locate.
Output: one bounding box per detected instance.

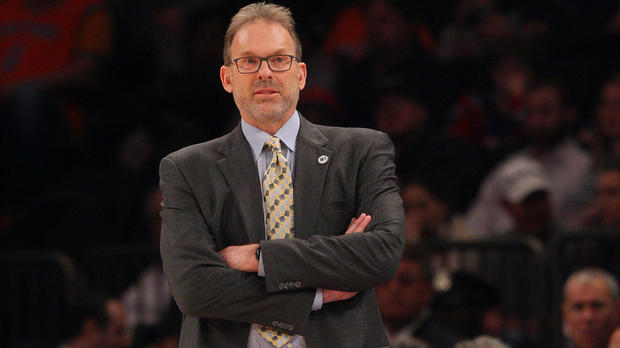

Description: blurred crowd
[2,0,620,347]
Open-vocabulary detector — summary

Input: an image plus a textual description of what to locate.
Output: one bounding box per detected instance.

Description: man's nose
[256,59,273,80]
[582,307,595,321]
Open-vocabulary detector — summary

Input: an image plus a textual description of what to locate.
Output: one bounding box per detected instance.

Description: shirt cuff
[312,289,323,311]
[257,251,265,277]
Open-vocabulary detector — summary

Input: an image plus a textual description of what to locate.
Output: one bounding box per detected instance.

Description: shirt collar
[241,110,300,162]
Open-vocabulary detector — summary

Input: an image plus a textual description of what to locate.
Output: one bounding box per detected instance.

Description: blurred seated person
[447,54,530,166]
[580,73,620,170]
[486,157,556,342]
[432,271,505,342]
[401,179,450,242]
[572,160,620,231]
[377,245,463,348]
[59,295,131,348]
[121,188,177,336]
[466,78,594,236]
[335,0,441,128]
[375,89,482,212]
[562,268,620,348]
[499,158,554,244]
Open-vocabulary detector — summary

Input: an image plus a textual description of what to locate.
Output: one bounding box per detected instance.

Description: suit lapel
[293,117,333,240]
[216,125,265,243]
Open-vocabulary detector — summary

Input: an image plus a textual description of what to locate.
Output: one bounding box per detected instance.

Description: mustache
[251,80,281,92]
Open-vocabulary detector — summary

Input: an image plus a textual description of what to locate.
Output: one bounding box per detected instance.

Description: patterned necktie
[259,136,295,347]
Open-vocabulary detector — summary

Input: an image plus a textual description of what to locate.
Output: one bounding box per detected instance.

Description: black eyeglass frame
[231,54,298,74]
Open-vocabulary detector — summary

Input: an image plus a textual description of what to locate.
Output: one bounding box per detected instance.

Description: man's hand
[219,244,259,272]
[323,289,359,303]
[323,213,372,304]
[345,213,371,234]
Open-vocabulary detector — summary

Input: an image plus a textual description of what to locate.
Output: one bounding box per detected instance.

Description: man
[159,2,405,347]
[466,78,594,236]
[59,296,131,348]
[562,268,620,348]
[377,246,461,348]
[499,157,553,243]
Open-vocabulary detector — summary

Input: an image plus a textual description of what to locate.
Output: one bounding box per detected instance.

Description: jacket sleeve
[261,132,406,293]
[159,156,315,335]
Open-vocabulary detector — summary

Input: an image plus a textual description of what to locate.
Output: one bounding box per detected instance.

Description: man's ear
[297,62,307,91]
[220,65,233,93]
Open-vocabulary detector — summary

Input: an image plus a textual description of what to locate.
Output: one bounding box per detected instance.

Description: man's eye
[243,58,258,64]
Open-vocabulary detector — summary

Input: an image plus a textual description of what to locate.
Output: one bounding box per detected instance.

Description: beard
[234,80,298,125]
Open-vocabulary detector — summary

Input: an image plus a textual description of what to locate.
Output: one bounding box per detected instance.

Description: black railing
[0,251,79,347]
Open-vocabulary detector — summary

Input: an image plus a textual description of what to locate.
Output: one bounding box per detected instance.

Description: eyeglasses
[232,55,297,74]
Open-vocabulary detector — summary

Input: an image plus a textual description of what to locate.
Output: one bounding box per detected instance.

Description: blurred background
[1,0,620,347]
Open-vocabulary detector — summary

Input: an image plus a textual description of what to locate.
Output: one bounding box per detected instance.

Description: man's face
[563,278,619,348]
[220,20,306,130]
[98,300,130,348]
[375,95,427,138]
[597,170,620,228]
[524,85,564,146]
[402,184,446,240]
[506,191,551,239]
[377,260,433,323]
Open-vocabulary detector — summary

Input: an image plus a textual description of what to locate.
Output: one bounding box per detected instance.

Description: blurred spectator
[59,296,131,348]
[472,157,561,346]
[432,271,503,340]
[573,160,620,231]
[499,158,553,243]
[466,79,594,236]
[335,0,441,127]
[377,246,463,348]
[437,0,519,61]
[374,89,482,211]
[447,54,530,168]
[580,73,620,170]
[562,268,620,348]
[121,188,177,336]
[400,179,472,243]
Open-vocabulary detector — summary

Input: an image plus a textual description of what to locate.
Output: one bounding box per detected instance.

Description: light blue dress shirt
[241,111,322,348]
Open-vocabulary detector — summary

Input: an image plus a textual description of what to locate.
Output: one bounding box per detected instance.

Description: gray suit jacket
[159,116,405,347]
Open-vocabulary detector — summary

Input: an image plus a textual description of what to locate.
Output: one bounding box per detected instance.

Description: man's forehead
[231,20,295,55]
[566,279,613,302]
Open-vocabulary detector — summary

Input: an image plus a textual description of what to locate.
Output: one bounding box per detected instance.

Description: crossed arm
[219,213,373,303]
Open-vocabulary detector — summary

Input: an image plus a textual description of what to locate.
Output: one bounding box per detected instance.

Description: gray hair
[563,267,619,301]
[223,2,302,65]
